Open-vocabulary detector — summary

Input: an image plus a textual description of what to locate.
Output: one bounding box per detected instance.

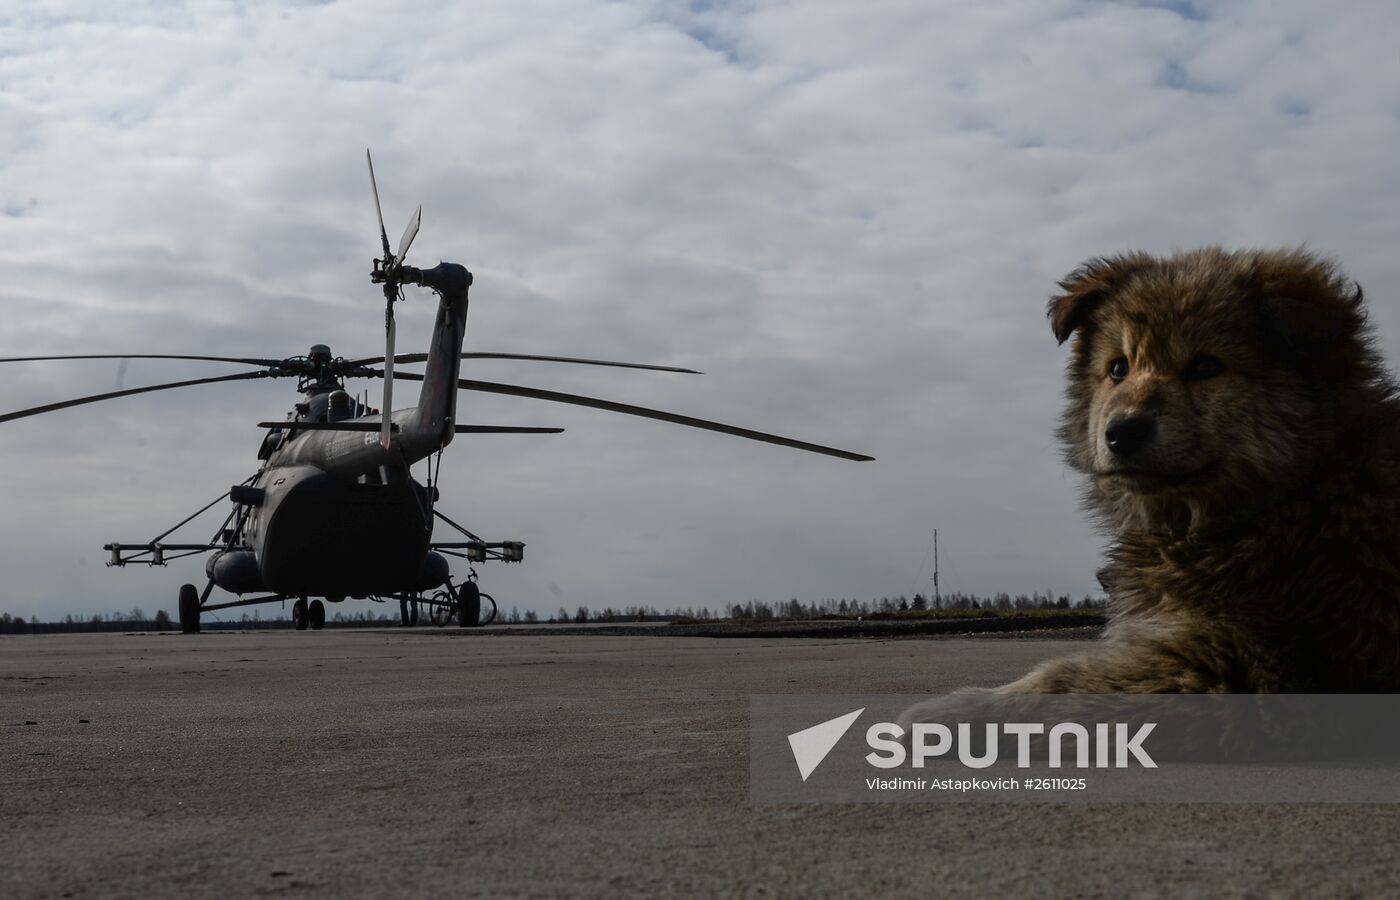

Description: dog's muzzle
[1105,415,1155,456]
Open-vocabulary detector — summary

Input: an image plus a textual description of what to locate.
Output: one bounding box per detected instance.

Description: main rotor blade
[344,351,701,374]
[455,425,564,434]
[255,421,561,435]
[0,353,282,366]
[384,370,872,461]
[257,421,397,433]
[0,371,271,425]
[367,148,392,261]
[398,205,421,261]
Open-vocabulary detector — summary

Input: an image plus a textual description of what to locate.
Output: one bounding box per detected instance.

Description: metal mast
[933,529,940,608]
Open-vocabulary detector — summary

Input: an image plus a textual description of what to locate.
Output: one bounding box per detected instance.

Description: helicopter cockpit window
[258,426,285,460]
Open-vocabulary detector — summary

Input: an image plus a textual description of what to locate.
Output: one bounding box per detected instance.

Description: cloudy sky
[3,0,1400,621]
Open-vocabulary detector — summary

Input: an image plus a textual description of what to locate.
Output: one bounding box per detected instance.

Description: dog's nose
[1105,416,1155,456]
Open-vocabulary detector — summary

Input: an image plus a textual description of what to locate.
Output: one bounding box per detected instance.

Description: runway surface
[4,630,1397,898]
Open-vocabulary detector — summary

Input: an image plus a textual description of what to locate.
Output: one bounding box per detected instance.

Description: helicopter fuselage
[210,465,447,599]
[206,263,470,601]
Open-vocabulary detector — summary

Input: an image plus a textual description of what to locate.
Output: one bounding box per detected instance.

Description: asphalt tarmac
[4,629,1397,899]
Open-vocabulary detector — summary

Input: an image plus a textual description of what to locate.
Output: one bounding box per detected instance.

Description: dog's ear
[1246,251,1365,358]
[1048,254,1151,345]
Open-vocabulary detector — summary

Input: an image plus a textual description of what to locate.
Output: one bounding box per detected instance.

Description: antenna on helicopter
[366,149,422,448]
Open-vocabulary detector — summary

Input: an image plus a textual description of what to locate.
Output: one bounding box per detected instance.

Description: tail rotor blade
[366,149,392,261]
[397,205,421,262]
[381,309,396,448]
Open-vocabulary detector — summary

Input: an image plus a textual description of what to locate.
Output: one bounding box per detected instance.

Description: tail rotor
[366,149,422,449]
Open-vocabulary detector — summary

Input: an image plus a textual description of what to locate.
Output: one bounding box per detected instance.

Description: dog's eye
[1183,355,1225,381]
[1108,357,1129,382]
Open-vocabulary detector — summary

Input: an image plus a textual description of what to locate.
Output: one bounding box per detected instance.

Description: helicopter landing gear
[452,576,497,627]
[292,597,309,631]
[308,599,326,630]
[458,580,480,628]
[178,584,201,634]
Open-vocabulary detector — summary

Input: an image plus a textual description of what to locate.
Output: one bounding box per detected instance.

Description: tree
[154,610,172,631]
[912,593,927,611]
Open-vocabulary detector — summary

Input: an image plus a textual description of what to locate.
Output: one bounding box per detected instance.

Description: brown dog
[1002,247,1400,692]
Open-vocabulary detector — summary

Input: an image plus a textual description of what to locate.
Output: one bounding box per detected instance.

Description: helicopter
[0,152,872,634]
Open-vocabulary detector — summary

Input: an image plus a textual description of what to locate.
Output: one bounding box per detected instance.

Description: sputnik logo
[787,708,865,781]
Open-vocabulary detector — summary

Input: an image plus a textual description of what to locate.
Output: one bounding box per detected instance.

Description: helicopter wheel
[178,584,201,635]
[309,599,326,630]
[292,597,309,631]
[458,581,480,628]
[429,592,454,627]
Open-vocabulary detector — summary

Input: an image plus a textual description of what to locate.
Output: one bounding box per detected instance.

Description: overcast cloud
[4,0,1400,621]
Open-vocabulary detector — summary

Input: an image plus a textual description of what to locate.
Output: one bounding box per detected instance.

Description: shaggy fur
[1005,247,1400,693]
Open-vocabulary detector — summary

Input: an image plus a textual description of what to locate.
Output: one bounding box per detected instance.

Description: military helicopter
[0,152,872,634]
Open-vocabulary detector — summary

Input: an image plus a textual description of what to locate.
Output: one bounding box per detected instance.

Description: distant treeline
[0,607,432,634]
[529,590,1105,625]
[1,591,1105,634]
